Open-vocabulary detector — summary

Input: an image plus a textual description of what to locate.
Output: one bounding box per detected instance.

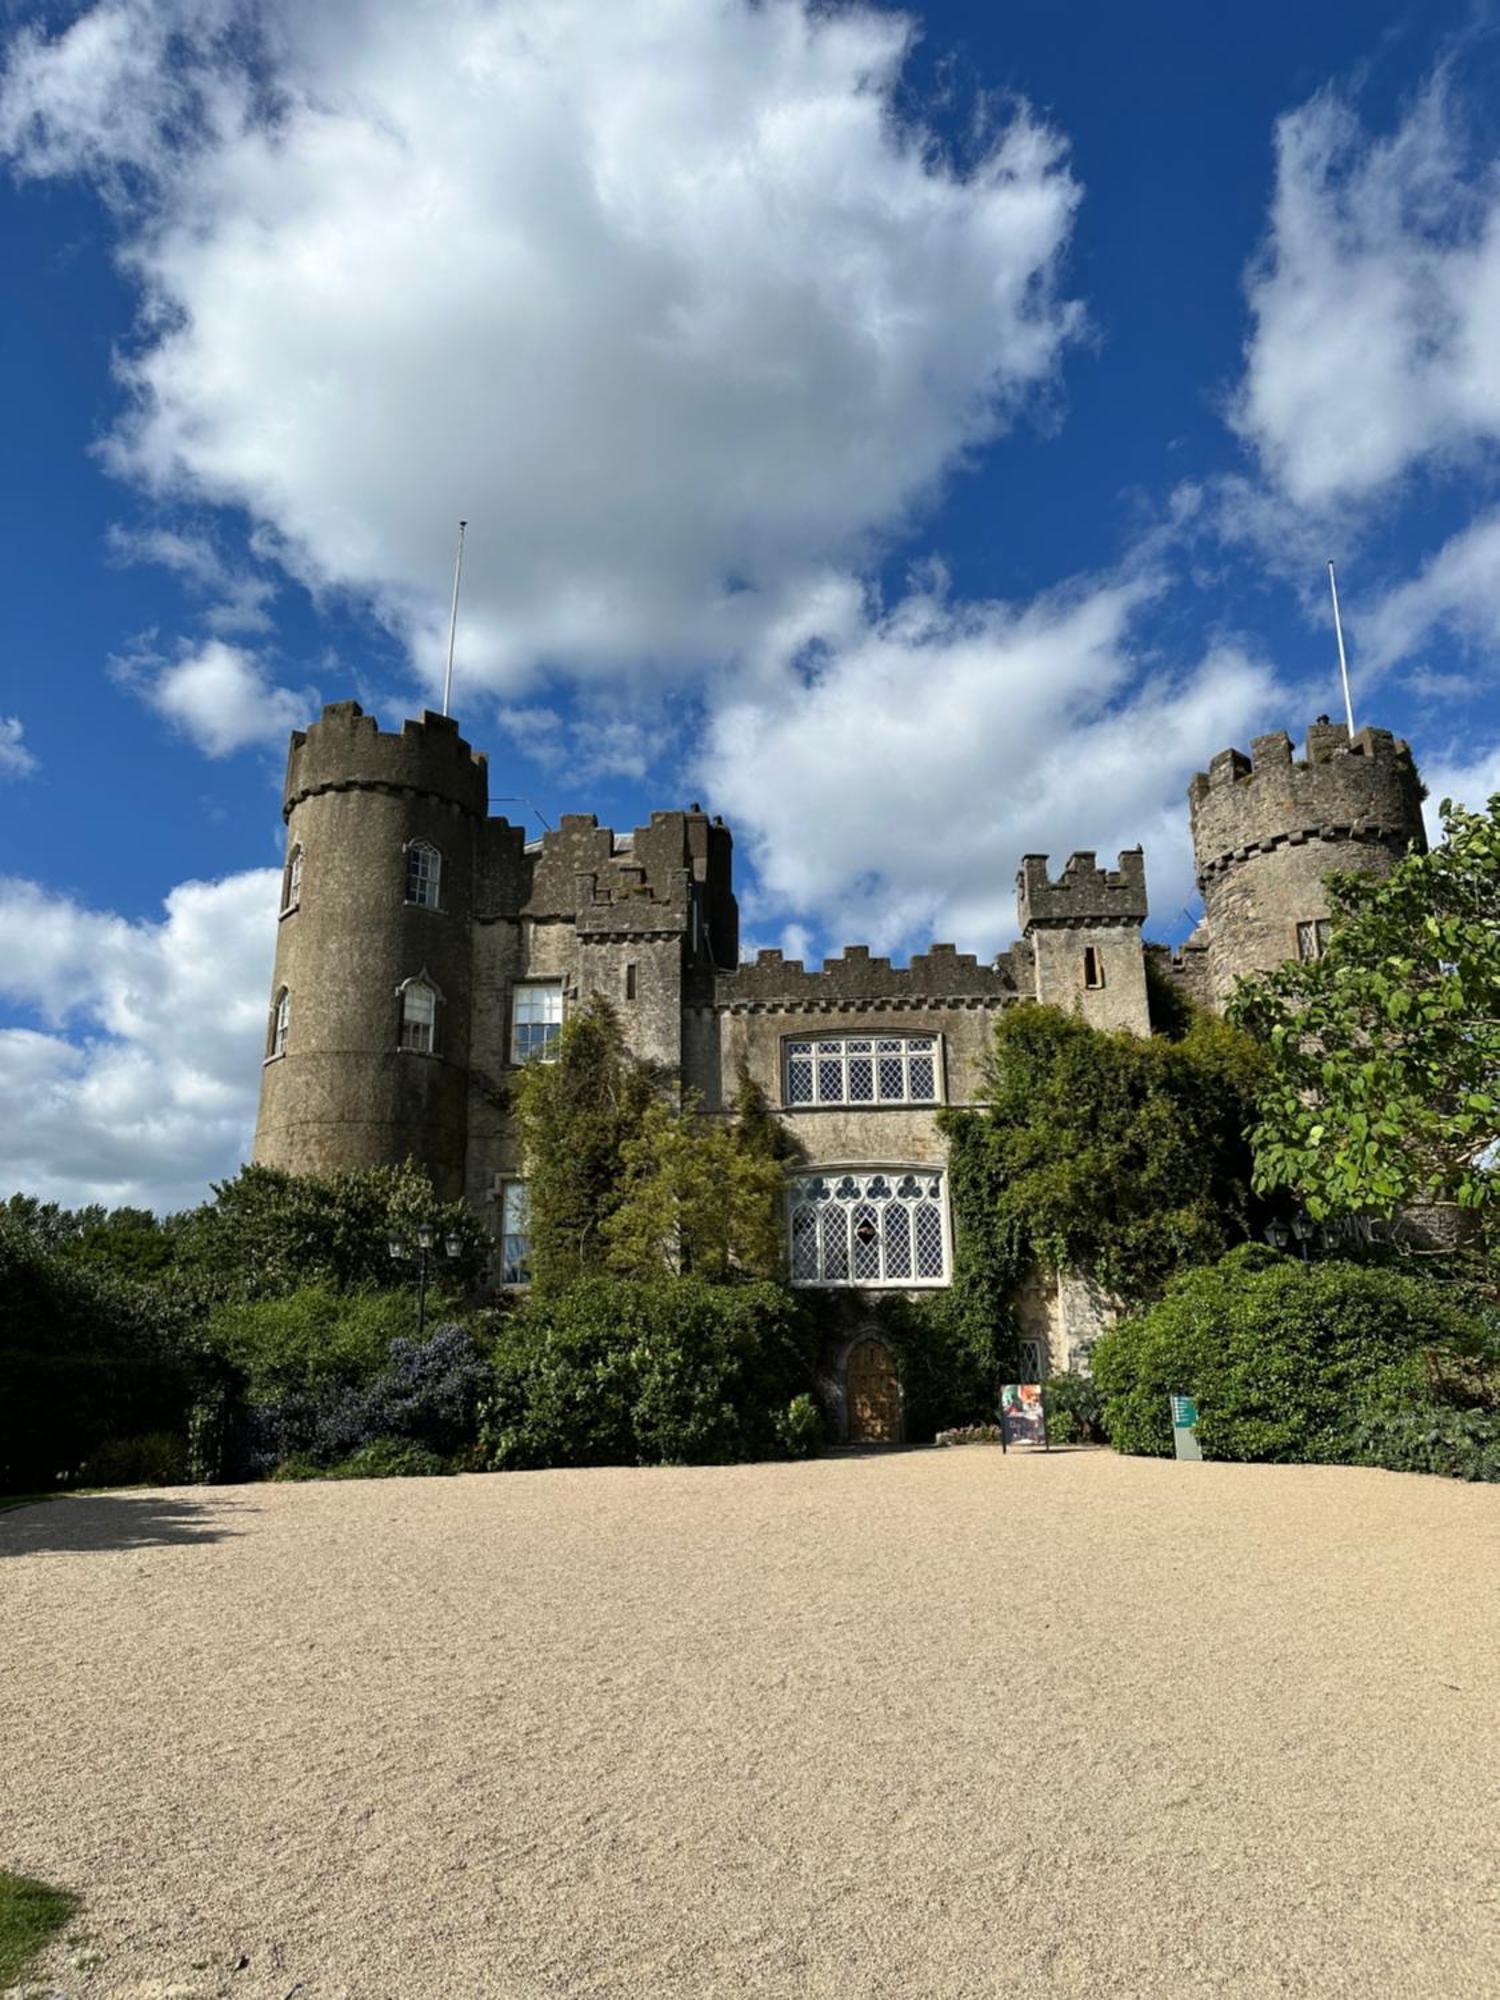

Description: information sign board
[1000,1382,1048,1449]
[1170,1390,1202,1462]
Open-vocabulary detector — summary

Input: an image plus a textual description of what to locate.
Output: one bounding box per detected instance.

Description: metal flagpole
[442,520,468,719]
[1327,559,1355,735]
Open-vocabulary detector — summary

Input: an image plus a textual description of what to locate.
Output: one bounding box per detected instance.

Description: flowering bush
[935,1423,1003,1447]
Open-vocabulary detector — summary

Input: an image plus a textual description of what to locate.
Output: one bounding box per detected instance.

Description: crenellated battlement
[1188,718,1424,886]
[284,701,488,821]
[1016,849,1148,933]
[716,942,1021,1013]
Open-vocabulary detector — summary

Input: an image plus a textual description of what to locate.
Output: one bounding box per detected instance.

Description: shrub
[1042,1372,1107,1446]
[244,1319,490,1474]
[484,1276,819,1468]
[0,1218,192,1492]
[203,1286,418,1403]
[326,1439,451,1479]
[774,1393,824,1459]
[1092,1246,1499,1472]
[935,1424,1003,1447]
[76,1431,189,1489]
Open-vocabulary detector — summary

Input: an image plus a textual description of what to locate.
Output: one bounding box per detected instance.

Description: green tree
[174,1160,487,1303]
[602,1095,785,1280]
[511,994,658,1294]
[1231,796,1500,1232]
[943,1001,1266,1304]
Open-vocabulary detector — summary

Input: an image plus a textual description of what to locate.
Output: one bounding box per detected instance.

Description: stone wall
[1189,721,1426,1007]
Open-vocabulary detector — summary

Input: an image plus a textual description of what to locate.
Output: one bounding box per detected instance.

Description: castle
[253,701,1426,1440]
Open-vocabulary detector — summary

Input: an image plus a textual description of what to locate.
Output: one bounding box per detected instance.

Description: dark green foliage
[946,1002,1266,1304]
[1232,795,1500,1239]
[175,1160,488,1304]
[221,1306,490,1475]
[774,1392,825,1458]
[325,1439,452,1479]
[76,1430,190,1488]
[0,1870,80,1987]
[0,1218,193,1493]
[1092,1246,1499,1474]
[1041,1372,1107,1445]
[203,1286,417,1402]
[512,995,659,1294]
[483,1276,820,1467]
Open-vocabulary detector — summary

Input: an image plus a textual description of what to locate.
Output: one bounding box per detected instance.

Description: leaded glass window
[281,844,302,913]
[511,981,563,1064]
[1296,919,1332,962]
[405,840,442,909]
[782,1035,941,1108]
[787,1169,948,1287]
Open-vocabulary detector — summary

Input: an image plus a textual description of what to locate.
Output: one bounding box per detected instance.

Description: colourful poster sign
[1000,1382,1047,1448]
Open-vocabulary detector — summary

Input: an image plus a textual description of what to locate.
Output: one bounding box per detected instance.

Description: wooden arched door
[846,1336,902,1444]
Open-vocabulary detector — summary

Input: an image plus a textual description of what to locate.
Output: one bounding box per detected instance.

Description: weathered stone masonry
[254,702,1428,1435]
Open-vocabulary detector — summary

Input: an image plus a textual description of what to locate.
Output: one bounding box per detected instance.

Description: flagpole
[442,520,467,719]
[1327,559,1355,735]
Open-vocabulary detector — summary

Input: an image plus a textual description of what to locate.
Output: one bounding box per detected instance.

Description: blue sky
[3,0,1499,1209]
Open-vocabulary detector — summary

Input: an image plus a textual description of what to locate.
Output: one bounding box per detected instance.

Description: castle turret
[1016,848,1151,1033]
[1188,719,1426,1009]
[253,701,487,1199]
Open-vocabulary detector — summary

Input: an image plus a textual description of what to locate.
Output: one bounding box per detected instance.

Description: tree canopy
[1231,795,1500,1235]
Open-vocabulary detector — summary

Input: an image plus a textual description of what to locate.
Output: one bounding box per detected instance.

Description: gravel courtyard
[2,1451,1497,2000]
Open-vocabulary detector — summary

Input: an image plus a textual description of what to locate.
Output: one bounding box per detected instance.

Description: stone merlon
[1016,849,1148,933]
[1188,719,1425,885]
[715,941,1021,1012]
[284,701,488,822]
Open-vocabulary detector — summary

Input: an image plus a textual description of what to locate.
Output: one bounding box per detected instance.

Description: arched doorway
[845,1336,902,1444]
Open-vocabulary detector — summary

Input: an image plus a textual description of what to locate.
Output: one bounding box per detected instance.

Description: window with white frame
[269,987,290,1059]
[511,981,563,1064]
[281,843,303,913]
[1296,919,1332,962]
[405,840,442,909]
[783,1035,940,1108]
[398,979,437,1054]
[788,1169,948,1287]
[500,1182,531,1286]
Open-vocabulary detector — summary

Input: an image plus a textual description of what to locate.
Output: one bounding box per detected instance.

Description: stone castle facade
[253,701,1425,1438]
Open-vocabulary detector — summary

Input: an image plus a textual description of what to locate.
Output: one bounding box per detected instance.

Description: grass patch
[0,1869,80,1985]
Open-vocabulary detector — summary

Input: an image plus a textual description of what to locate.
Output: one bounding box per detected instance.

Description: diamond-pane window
[781,1034,942,1107]
[914,1202,945,1278]
[787,1169,947,1287]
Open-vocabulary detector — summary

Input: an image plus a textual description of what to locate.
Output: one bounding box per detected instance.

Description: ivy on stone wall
[941,1001,1266,1310]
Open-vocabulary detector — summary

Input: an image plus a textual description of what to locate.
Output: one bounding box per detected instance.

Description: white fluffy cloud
[703,570,1281,952]
[0,716,37,778]
[1358,505,1500,677]
[1235,78,1500,511]
[2,0,1083,695]
[0,869,278,1210]
[111,637,315,756]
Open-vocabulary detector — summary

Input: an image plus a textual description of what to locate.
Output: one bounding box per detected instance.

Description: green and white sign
[1170,1391,1202,1461]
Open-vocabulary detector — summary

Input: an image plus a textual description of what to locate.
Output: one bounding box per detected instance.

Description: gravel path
[2,1451,1497,2000]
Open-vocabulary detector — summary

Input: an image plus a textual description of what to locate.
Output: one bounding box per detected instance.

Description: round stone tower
[1188,717,1426,1009]
[253,700,487,1199]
